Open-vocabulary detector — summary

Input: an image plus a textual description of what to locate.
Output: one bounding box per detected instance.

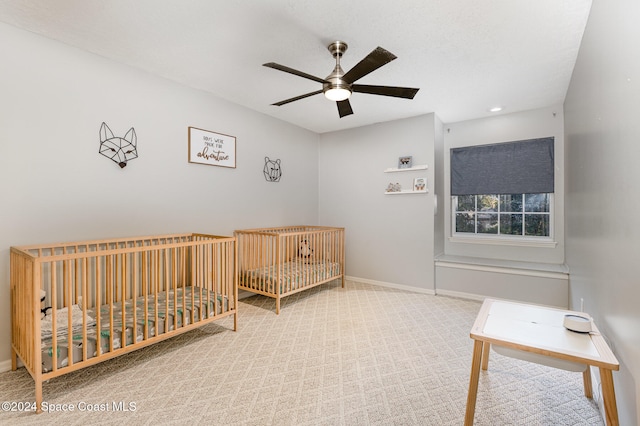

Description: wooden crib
[235,226,344,314]
[10,233,237,413]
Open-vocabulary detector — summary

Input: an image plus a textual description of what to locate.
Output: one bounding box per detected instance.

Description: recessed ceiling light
[489,106,503,113]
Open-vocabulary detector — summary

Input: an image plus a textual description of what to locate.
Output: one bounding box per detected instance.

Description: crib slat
[154,248,160,335]
[50,261,58,372]
[142,250,149,340]
[107,254,114,352]
[95,253,102,357]
[82,256,89,362]
[212,242,216,318]
[193,244,199,323]
[64,255,74,368]
[121,251,128,348]
[132,246,138,347]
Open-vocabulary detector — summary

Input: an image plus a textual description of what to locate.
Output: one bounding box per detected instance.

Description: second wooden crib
[235,226,344,314]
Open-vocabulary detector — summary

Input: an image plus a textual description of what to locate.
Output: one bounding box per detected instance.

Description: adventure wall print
[188,127,236,168]
[263,157,282,182]
[99,122,138,168]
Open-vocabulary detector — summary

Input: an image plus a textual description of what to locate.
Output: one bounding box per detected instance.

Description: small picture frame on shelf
[413,177,426,192]
[398,155,413,169]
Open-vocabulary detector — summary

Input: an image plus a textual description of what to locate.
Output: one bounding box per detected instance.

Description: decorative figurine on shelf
[386,182,402,192]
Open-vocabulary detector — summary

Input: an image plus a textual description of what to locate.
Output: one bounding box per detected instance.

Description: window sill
[449,235,557,248]
[435,254,569,276]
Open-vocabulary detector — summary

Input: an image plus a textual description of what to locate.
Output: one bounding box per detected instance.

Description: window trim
[448,235,557,248]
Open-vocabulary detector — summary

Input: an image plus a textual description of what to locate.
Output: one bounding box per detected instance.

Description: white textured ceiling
[0,0,592,134]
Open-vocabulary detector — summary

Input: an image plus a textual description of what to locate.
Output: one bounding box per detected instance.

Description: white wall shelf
[384,165,428,173]
[384,164,428,194]
[385,189,428,195]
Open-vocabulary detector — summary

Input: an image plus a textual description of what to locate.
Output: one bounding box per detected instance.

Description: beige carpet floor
[0,280,603,425]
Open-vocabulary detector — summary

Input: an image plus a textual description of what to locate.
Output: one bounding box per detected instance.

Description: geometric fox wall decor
[99,122,138,168]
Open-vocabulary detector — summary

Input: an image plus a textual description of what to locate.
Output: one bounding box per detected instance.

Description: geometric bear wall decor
[263,156,282,182]
[99,122,138,168]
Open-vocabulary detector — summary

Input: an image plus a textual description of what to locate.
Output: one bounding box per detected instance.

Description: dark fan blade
[352,84,419,99]
[271,90,323,106]
[337,99,353,118]
[342,47,397,84]
[263,62,327,84]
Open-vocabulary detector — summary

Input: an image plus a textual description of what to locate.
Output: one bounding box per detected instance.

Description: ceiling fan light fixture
[324,59,352,101]
[324,87,351,101]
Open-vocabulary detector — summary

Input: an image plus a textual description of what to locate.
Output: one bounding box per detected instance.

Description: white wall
[0,23,320,364]
[318,114,437,292]
[564,0,640,422]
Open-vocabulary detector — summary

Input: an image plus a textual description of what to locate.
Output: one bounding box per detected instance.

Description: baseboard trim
[345,276,436,295]
[433,288,486,302]
[0,358,13,374]
[238,289,258,300]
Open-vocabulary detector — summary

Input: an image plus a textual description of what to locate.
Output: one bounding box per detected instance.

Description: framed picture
[188,127,236,168]
[413,177,427,192]
[398,155,413,169]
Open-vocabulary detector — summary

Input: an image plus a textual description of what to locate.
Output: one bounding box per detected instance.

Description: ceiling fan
[263,41,420,118]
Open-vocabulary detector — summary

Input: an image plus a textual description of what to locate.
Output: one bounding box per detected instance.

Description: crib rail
[10,233,237,413]
[235,226,344,314]
[10,249,41,380]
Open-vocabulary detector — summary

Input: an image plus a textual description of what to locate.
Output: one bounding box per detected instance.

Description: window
[450,137,554,241]
[453,193,551,237]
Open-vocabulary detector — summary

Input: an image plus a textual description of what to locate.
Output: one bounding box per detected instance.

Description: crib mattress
[240,260,341,293]
[41,286,230,372]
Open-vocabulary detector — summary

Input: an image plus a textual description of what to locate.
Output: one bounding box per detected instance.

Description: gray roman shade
[450,137,554,196]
